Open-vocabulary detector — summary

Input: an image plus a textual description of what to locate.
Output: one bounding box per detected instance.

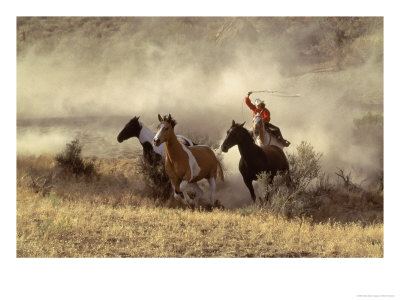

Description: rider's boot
[277,135,291,147]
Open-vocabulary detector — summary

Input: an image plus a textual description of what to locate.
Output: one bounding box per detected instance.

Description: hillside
[17,17,383,75]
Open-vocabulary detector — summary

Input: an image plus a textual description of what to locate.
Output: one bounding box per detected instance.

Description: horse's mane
[234,124,255,144]
[130,116,140,125]
[162,114,177,128]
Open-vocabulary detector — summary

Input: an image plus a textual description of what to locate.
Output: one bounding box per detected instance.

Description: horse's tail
[216,159,225,182]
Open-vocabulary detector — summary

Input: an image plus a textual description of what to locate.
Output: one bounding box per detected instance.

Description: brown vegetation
[17,154,383,258]
[257,141,383,224]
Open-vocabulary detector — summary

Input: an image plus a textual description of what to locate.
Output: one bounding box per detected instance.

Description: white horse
[252,114,286,149]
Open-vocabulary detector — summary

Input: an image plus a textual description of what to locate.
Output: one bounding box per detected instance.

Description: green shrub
[287,141,322,192]
[257,141,326,218]
[55,139,97,178]
[353,112,383,130]
[352,112,383,148]
[138,157,172,202]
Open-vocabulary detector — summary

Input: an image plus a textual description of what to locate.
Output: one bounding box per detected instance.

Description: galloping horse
[153,114,224,208]
[117,116,194,165]
[221,120,289,201]
[252,113,285,149]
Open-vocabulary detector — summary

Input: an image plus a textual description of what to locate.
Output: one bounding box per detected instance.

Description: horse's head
[117,116,142,143]
[153,113,177,147]
[221,120,246,152]
[252,113,263,137]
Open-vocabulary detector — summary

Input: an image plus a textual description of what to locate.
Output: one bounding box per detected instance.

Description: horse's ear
[232,120,235,126]
[158,114,163,122]
[239,121,246,127]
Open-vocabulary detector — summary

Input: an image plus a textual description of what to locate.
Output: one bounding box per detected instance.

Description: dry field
[16,154,383,258]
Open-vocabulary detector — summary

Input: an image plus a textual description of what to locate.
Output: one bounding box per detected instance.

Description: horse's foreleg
[172,182,189,206]
[208,177,216,206]
[243,178,256,201]
[171,183,184,201]
[166,162,188,206]
[189,182,203,208]
[179,180,194,207]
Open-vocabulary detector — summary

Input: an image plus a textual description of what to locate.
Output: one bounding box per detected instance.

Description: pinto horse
[221,120,289,201]
[117,116,194,165]
[153,114,224,208]
[252,113,285,149]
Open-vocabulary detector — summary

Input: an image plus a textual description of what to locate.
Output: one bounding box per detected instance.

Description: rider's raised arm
[245,93,257,112]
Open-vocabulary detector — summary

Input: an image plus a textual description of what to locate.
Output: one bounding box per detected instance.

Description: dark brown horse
[221,120,289,201]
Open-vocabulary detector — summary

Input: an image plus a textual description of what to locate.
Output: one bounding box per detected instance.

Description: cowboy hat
[255,98,264,106]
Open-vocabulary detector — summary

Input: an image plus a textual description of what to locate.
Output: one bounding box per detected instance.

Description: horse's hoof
[213,200,224,210]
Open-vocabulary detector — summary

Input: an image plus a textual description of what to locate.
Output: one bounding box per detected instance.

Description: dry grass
[16,155,383,258]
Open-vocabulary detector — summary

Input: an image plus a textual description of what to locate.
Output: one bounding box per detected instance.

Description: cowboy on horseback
[245,91,290,147]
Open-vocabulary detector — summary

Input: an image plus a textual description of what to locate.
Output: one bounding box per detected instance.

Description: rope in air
[241,89,301,122]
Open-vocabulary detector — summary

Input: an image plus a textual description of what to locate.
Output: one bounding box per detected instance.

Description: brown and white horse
[153,114,224,208]
[252,113,285,149]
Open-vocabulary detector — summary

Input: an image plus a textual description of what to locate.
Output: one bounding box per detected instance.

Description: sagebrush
[257,142,324,217]
[137,157,172,202]
[55,139,97,178]
[257,141,382,222]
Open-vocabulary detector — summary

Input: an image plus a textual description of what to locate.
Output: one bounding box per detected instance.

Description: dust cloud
[17,17,383,200]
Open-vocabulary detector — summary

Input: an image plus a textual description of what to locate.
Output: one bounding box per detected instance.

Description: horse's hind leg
[207,177,216,206]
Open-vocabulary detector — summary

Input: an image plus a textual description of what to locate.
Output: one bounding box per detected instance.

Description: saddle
[264,123,279,135]
[264,123,290,147]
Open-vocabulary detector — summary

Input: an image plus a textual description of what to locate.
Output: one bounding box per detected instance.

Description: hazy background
[17,17,383,204]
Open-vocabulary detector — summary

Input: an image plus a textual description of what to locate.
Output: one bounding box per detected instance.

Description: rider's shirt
[245,97,271,123]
